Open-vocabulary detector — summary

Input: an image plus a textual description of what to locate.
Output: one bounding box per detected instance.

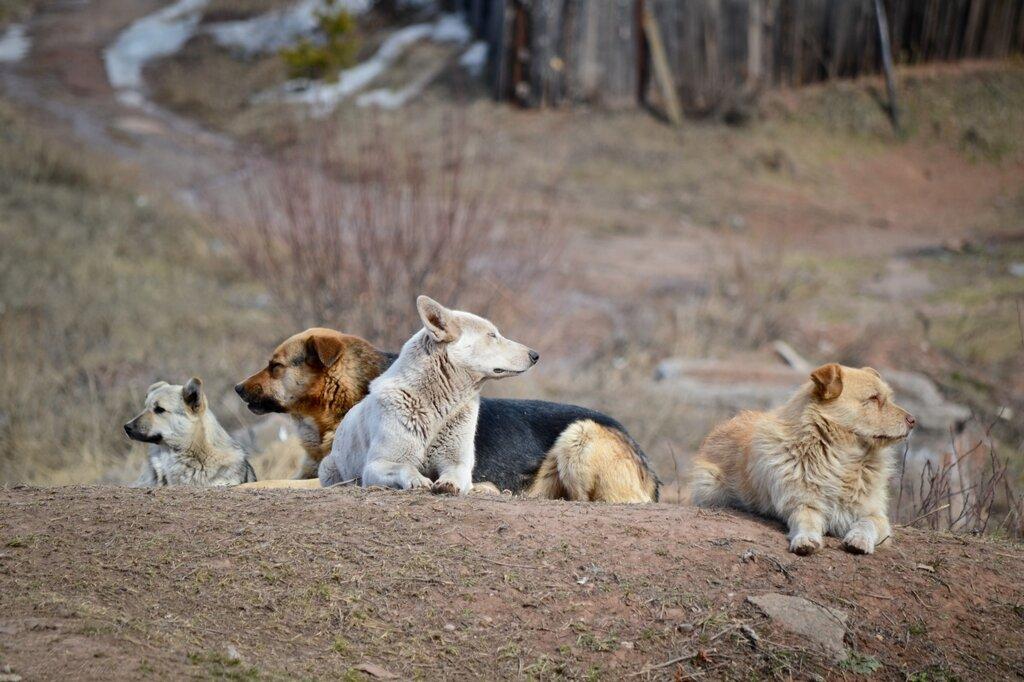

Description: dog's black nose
[234,383,245,397]
[528,350,540,365]
[123,424,134,438]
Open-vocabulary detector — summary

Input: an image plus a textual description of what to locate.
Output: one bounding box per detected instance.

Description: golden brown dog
[689,363,915,555]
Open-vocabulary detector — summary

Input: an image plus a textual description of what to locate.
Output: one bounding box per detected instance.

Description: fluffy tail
[528,420,658,503]
[687,458,732,507]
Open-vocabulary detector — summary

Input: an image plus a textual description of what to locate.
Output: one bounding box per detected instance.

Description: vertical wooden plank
[642,4,684,123]
[485,0,513,101]
[964,0,984,56]
[591,0,639,107]
[747,0,764,86]
[874,0,901,131]
[510,1,530,103]
[651,0,687,107]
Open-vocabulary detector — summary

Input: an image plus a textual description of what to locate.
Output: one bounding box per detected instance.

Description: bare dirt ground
[1,486,1022,680]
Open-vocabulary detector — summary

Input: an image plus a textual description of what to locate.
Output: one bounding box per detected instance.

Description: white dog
[318,295,538,495]
[124,378,257,486]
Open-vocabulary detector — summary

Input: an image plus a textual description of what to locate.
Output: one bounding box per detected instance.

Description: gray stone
[747,593,848,661]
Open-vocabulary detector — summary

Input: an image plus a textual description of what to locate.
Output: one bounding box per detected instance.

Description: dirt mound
[1,487,1021,680]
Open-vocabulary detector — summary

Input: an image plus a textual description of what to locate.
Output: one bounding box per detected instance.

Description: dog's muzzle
[124,423,162,444]
[235,384,284,415]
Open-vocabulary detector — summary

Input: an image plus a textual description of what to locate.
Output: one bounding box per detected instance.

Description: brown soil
[1,486,1021,680]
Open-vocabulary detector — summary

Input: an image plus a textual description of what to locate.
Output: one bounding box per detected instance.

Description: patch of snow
[458,40,487,77]
[355,87,408,109]
[205,0,371,55]
[104,0,209,105]
[429,12,471,43]
[356,57,444,109]
[0,23,30,63]
[278,13,471,116]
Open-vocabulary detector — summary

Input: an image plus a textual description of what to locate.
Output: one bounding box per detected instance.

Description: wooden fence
[456,0,1024,114]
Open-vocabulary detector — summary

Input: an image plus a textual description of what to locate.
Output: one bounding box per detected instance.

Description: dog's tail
[687,458,732,507]
[527,420,659,503]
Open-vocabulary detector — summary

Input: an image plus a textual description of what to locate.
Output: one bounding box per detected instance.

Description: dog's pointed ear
[147,380,169,394]
[306,333,344,368]
[417,295,459,343]
[810,363,843,401]
[182,377,205,413]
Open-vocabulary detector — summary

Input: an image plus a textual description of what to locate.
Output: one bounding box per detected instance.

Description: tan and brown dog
[689,364,915,555]
[235,327,659,501]
[235,328,390,480]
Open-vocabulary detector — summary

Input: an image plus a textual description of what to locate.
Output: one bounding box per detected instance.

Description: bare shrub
[212,120,558,348]
[895,421,1023,540]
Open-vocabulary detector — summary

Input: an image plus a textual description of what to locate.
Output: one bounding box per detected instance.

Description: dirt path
[0,0,242,207]
[1,486,1021,680]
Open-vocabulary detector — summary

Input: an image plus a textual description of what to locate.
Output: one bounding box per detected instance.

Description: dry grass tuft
[896,420,1023,539]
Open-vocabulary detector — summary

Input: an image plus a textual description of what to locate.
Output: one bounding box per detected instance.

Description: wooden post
[746,0,763,91]
[873,0,901,132]
[641,4,683,126]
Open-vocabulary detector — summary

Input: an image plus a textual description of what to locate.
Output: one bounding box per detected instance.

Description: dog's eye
[488,333,497,339]
[867,395,882,405]
[153,406,165,414]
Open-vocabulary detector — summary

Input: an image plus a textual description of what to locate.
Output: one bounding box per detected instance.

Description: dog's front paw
[405,473,433,490]
[842,528,876,555]
[789,533,823,556]
[430,479,461,496]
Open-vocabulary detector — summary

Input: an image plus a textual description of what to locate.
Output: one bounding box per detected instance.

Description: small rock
[443,623,456,632]
[1009,262,1024,278]
[355,662,400,679]
[620,640,634,650]
[225,645,242,663]
[747,593,848,661]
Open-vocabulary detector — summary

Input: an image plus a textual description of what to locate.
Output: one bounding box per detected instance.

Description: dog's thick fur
[125,378,257,486]
[235,327,658,501]
[689,364,915,555]
[318,296,538,493]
